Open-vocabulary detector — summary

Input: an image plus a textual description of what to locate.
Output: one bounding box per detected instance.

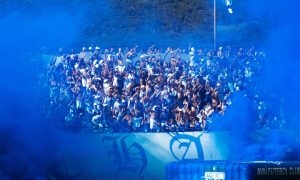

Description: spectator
[46,45,282,132]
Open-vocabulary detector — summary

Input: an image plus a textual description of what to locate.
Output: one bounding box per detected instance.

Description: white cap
[95,46,100,50]
[152,105,157,111]
[102,103,108,107]
[93,60,98,65]
[89,47,93,50]
[80,69,86,74]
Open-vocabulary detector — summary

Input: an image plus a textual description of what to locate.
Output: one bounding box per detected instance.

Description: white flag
[224,0,233,14]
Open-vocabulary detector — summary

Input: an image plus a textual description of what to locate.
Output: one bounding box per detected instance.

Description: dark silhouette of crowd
[46,45,284,132]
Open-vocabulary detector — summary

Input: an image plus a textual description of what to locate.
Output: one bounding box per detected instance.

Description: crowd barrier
[55,132,229,180]
[50,130,299,180]
[166,161,300,180]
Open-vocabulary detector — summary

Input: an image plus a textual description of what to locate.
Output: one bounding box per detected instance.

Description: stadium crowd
[46,45,283,132]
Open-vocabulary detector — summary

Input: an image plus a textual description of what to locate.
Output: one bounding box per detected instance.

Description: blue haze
[0,0,299,178]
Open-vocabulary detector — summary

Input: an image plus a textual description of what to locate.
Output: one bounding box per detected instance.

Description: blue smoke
[0,3,90,178]
[212,0,300,161]
[0,0,300,178]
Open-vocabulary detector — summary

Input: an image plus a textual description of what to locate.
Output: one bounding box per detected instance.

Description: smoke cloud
[0,0,300,178]
[213,0,300,161]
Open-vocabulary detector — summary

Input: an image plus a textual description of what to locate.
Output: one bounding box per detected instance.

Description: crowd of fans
[46,45,283,132]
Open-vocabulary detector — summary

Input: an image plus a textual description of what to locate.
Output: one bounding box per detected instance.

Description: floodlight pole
[214,0,217,50]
